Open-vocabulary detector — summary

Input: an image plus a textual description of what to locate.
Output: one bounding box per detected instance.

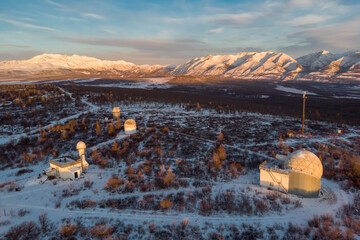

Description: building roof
[49,157,81,168]
[284,150,323,179]
[259,160,290,174]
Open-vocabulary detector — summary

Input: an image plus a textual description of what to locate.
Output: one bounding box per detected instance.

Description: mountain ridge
[0,51,359,82]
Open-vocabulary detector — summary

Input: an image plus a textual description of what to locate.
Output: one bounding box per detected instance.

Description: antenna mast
[302,91,306,136]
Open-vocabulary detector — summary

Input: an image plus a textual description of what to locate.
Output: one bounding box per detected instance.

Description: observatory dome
[124,119,136,134]
[124,119,136,127]
[76,141,86,150]
[285,150,323,179]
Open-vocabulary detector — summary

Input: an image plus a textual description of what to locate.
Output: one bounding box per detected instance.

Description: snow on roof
[49,157,81,168]
[259,160,290,174]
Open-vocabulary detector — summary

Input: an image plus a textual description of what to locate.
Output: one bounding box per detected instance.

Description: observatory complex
[259,150,323,198]
[44,141,89,180]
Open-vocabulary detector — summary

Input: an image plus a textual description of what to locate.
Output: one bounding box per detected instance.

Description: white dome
[76,141,86,150]
[124,119,136,127]
[124,119,136,134]
[285,150,323,179]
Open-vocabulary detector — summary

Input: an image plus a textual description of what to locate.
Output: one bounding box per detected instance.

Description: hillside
[298,51,360,82]
[296,50,337,72]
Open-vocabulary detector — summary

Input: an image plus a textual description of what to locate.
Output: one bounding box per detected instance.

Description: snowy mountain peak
[296,50,337,72]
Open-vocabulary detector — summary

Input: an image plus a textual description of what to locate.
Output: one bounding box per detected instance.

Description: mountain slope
[172,52,302,80]
[0,54,168,81]
[1,51,359,82]
[296,50,337,72]
[298,51,360,82]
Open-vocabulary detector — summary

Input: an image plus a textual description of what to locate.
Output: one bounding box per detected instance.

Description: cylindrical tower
[76,141,86,171]
[112,107,120,119]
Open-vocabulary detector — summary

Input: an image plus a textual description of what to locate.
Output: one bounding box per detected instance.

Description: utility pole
[302,91,307,136]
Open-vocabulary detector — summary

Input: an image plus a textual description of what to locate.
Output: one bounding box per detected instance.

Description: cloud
[0,50,43,61]
[292,17,360,49]
[60,36,208,53]
[282,14,332,26]
[58,36,228,64]
[280,16,360,57]
[45,0,104,20]
[208,27,224,33]
[160,17,185,24]
[0,17,55,31]
[203,13,258,26]
[288,0,314,7]
[0,43,30,48]
[45,0,62,8]
[81,13,104,20]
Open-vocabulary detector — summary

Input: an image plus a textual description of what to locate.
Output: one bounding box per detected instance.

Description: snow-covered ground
[275,85,318,95]
[0,83,359,239]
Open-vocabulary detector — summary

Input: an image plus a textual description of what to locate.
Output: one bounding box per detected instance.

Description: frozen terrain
[0,82,359,239]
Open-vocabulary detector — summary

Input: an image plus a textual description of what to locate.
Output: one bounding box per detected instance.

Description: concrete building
[124,119,136,134]
[44,141,88,180]
[259,150,323,198]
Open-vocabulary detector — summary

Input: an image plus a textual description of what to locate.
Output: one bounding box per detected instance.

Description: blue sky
[0,0,359,64]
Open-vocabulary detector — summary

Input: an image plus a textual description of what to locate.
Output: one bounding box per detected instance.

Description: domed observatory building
[44,141,89,180]
[124,119,136,134]
[259,150,323,198]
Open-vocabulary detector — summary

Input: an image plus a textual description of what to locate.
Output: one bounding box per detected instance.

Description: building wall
[49,162,82,180]
[260,169,289,193]
[289,172,321,198]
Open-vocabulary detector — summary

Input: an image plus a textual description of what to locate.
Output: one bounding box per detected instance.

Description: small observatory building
[124,119,136,134]
[259,150,323,198]
[112,107,120,119]
[44,141,89,180]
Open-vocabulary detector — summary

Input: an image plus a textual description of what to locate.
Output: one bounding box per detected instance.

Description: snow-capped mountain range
[172,52,302,81]
[0,51,359,82]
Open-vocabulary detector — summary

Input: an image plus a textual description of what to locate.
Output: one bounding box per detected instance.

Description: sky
[0,0,359,65]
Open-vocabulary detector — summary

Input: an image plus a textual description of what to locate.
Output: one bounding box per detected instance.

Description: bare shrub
[308,214,320,228]
[104,175,124,191]
[0,220,10,227]
[60,224,77,238]
[18,208,30,217]
[62,184,81,197]
[90,224,114,239]
[181,218,189,229]
[148,223,156,233]
[55,198,62,208]
[83,178,94,189]
[38,213,52,234]
[163,169,175,187]
[15,168,33,176]
[160,197,173,210]
[5,221,40,240]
